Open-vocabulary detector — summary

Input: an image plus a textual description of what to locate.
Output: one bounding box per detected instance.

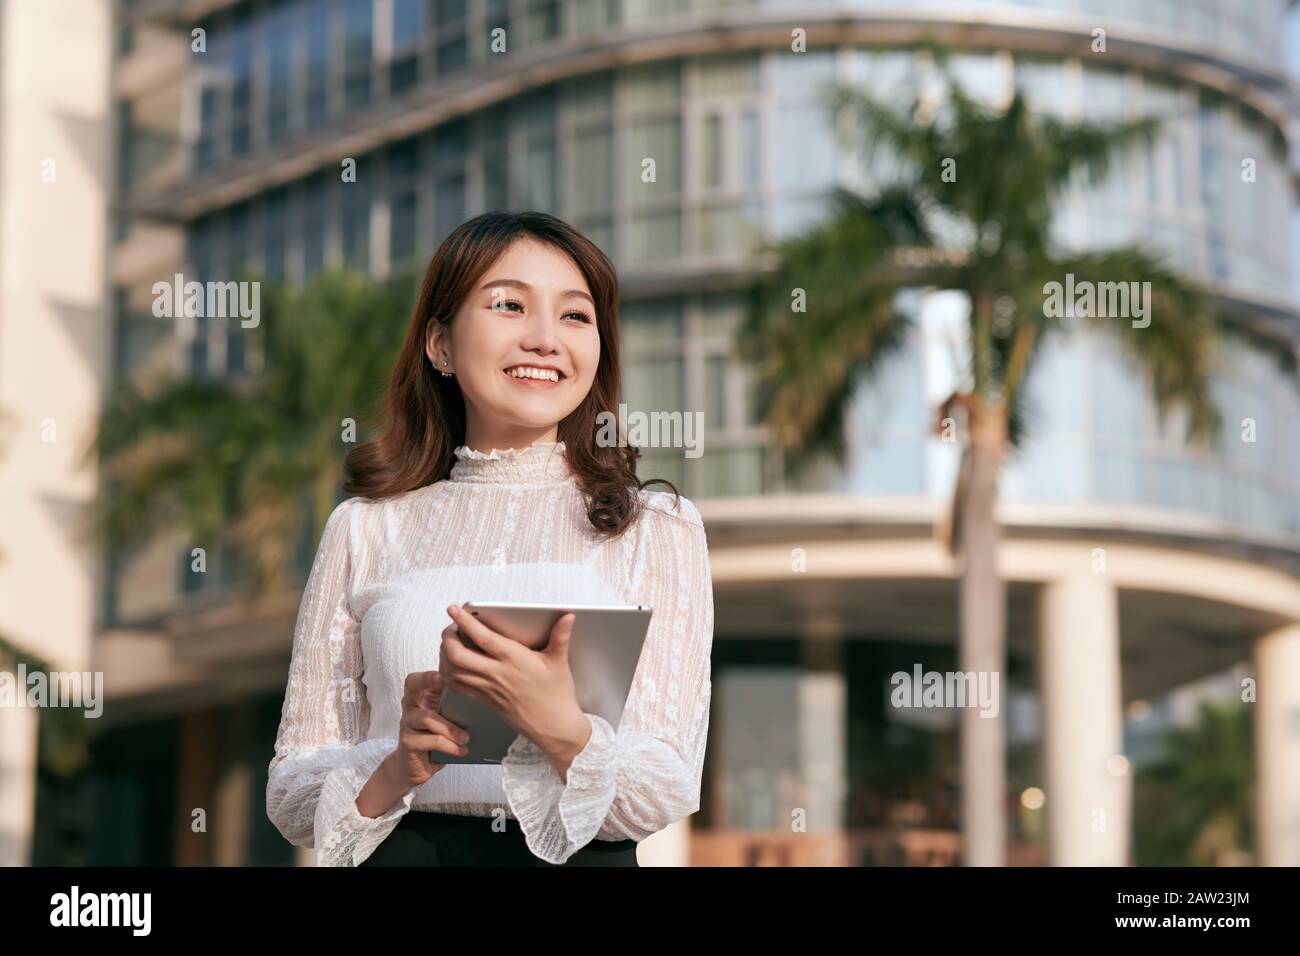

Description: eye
[489,296,591,323]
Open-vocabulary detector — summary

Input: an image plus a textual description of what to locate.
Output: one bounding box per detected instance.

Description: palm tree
[738,50,1291,865]
[82,265,414,600]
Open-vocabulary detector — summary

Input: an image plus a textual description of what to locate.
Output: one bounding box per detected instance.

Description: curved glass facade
[760,0,1288,68]
[182,0,1286,166]
[160,4,1299,537]
[179,40,1293,300]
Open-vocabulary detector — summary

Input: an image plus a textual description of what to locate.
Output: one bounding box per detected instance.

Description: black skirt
[357,810,640,867]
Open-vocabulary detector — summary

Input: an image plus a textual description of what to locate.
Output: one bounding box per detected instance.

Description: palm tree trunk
[957,400,1008,866]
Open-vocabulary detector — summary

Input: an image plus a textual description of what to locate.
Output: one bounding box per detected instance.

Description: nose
[518,307,562,356]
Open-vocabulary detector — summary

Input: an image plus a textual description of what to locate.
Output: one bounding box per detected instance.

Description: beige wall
[0,0,112,865]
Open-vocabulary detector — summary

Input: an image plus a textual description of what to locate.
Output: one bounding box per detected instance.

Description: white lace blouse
[265,439,714,865]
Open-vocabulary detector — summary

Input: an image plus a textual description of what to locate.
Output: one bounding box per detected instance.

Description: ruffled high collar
[449,439,573,485]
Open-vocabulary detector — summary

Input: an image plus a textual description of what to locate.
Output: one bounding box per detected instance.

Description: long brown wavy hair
[344,210,679,538]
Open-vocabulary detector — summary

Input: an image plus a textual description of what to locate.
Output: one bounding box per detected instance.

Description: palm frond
[80,376,256,553]
[1038,113,1161,191]
[1044,247,1221,443]
[739,187,924,478]
[89,265,415,602]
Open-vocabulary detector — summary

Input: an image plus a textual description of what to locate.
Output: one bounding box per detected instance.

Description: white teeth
[506,367,560,382]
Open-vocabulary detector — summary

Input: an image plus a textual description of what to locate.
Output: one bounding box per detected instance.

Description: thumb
[421,670,444,709]
[545,612,576,657]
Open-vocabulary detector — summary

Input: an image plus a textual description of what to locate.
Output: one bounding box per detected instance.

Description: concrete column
[1254,623,1300,866]
[215,762,251,867]
[801,616,845,836]
[1037,576,1130,865]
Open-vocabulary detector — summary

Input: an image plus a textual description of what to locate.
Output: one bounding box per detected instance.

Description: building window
[390,0,424,94]
[300,174,328,279]
[341,159,372,273]
[305,7,331,128]
[265,6,295,144]
[344,0,374,111]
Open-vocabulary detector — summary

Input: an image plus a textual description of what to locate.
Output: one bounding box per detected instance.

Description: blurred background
[1,0,1299,867]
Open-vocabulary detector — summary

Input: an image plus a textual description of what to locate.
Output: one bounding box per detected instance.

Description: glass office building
[81,0,1300,865]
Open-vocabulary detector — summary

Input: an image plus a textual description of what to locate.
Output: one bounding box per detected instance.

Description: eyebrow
[479,277,595,307]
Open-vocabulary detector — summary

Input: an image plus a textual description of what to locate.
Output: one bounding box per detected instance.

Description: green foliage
[1133,700,1254,866]
[0,637,90,777]
[84,264,417,597]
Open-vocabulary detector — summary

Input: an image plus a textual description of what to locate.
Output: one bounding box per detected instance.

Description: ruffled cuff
[500,713,621,865]
[314,738,415,867]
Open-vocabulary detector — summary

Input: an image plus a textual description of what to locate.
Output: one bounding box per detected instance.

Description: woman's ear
[425,324,445,368]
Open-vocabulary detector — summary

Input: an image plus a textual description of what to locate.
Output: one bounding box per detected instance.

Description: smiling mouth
[503,366,566,383]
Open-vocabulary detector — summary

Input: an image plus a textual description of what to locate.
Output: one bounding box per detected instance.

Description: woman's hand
[439,605,592,772]
[391,669,472,791]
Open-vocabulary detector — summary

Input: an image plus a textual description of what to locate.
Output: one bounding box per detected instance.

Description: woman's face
[428,237,601,449]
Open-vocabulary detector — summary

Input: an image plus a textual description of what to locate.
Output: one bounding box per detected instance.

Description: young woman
[265,211,714,867]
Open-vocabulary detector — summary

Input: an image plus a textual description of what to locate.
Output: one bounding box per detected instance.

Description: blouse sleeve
[500,494,714,864]
[265,497,415,866]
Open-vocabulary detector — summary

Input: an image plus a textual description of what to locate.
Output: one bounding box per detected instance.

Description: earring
[440,359,453,378]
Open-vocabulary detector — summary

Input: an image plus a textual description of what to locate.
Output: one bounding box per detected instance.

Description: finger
[408,670,442,710]
[402,711,466,741]
[422,671,445,709]
[446,670,494,698]
[441,630,499,677]
[402,671,423,708]
[448,605,511,658]
[404,731,469,757]
[411,710,470,741]
[405,669,439,699]
[438,634,452,669]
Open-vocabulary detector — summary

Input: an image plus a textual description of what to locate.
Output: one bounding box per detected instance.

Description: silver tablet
[433,602,654,766]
